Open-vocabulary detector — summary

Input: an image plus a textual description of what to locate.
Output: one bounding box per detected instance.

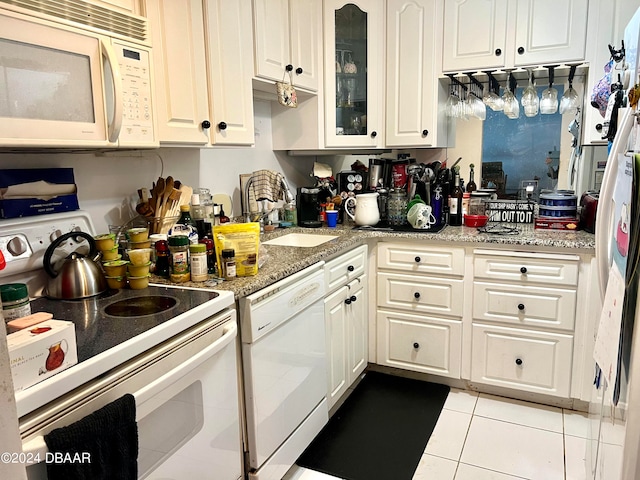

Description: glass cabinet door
[324,0,383,147]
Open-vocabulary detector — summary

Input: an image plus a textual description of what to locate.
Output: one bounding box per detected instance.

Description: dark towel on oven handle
[44,393,138,480]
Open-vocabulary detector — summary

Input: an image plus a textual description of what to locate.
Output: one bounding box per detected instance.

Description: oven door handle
[21,321,237,460]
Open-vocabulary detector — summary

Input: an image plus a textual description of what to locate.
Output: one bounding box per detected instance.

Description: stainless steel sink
[262,233,338,247]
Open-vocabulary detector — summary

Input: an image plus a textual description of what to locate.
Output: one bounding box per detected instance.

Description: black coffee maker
[297,187,323,227]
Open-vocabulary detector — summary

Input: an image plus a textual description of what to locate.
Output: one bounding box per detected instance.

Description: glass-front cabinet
[324,0,384,148]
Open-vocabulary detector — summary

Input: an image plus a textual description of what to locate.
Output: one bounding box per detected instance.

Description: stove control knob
[7,236,27,256]
[49,229,63,242]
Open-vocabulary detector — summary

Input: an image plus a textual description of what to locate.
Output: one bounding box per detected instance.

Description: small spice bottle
[168,235,190,283]
[221,248,236,280]
[1,283,31,321]
[199,238,216,275]
[189,243,208,282]
[154,239,170,277]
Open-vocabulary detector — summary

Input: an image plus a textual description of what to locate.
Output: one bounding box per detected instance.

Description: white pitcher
[344,192,380,226]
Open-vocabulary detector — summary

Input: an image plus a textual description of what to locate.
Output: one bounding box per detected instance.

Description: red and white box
[6,319,78,392]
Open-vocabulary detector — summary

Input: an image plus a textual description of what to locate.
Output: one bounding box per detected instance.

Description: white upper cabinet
[253,0,321,92]
[512,0,588,67]
[204,0,255,145]
[442,0,508,72]
[146,0,210,144]
[324,0,385,148]
[386,0,452,147]
[442,0,589,73]
[146,0,254,145]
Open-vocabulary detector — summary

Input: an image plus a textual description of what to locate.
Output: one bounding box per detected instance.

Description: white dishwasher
[240,262,328,480]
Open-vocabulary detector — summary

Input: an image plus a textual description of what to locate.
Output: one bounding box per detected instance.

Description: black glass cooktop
[29,286,219,364]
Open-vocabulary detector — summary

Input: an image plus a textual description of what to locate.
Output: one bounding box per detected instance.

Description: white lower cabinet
[471,323,573,398]
[377,309,462,378]
[376,241,465,379]
[324,247,368,410]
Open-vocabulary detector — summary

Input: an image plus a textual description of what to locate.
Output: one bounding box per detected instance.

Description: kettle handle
[43,231,99,278]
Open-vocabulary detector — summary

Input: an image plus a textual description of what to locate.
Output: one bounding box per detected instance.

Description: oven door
[20,311,243,480]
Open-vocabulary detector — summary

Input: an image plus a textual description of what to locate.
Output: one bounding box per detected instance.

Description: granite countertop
[151,222,595,299]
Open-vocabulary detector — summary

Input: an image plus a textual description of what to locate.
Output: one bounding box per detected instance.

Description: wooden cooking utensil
[153,177,165,216]
[166,189,182,217]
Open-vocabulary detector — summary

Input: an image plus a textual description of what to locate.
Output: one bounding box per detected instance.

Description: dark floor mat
[296,371,450,480]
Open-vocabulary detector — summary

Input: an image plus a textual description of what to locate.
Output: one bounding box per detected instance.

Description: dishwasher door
[241,262,328,477]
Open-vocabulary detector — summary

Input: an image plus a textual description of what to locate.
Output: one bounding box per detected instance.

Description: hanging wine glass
[540,66,558,114]
[502,73,519,119]
[521,70,539,117]
[560,65,580,115]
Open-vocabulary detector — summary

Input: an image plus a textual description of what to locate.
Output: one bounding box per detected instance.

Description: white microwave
[0,3,157,149]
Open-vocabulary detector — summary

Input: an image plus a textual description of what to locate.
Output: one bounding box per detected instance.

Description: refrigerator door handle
[596,107,635,299]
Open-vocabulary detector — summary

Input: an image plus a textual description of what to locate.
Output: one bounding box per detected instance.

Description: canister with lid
[387,189,408,226]
[1,283,31,321]
[168,235,190,283]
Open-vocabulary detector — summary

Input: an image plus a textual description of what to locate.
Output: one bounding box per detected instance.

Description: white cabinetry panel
[471,323,573,397]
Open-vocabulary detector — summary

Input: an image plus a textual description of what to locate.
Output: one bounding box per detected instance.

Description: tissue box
[7,319,78,392]
[0,168,79,218]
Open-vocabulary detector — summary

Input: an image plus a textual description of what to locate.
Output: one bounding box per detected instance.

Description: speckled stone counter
[151,223,595,299]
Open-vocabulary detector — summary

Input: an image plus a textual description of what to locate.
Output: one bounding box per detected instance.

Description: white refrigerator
[590,9,640,479]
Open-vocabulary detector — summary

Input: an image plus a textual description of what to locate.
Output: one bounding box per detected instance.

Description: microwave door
[0,12,110,147]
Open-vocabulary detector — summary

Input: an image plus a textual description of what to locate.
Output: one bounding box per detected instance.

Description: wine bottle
[449,172,463,226]
[466,164,477,193]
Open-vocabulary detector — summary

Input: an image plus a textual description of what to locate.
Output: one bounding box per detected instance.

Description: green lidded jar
[1,283,31,321]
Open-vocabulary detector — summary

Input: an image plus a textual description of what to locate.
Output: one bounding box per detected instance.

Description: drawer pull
[517,303,525,311]
[414,292,421,299]
[350,295,357,303]
[344,298,352,305]
[347,265,355,272]
[520,267,527,274]
[415,256,421,263]
[413,342,420,349]
[515,358,523,366]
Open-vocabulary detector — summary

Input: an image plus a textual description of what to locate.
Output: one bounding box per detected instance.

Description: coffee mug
[407,203,436,230]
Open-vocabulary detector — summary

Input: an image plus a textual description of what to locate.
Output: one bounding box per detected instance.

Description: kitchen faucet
[243,173,295,223]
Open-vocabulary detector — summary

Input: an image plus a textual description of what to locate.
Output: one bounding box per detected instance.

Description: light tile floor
[284,389,595,480]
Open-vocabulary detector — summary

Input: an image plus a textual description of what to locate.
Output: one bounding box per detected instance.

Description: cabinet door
[253,0,290,82]
[324,0,384,147]
[289,0,321,91]
[442,0,508,72]
[386,0,444,147]
[325,285,349,409]
[377,309,462,378]
[204,0,255,145]
[471,323,573,397]
[347,275,367,384]
[513,0,588,66]
[146,0,210,144]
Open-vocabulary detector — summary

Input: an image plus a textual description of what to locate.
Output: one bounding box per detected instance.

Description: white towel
[248,170,286,212]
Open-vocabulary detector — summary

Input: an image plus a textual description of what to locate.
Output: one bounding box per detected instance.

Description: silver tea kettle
[43,231,107,299]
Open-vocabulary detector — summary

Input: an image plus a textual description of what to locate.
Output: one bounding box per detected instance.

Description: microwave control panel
[112,40,156,147]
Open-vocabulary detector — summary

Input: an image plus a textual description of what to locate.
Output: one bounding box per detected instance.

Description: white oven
[0,1,157,148]
[0,211,243,479]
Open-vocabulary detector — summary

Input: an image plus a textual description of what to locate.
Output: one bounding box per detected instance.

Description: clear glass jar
[387,189,408,226]
[1,283,31,321]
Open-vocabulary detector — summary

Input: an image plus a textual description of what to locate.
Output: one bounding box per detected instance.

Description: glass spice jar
[221,248,236,281]
[387,189,408,226]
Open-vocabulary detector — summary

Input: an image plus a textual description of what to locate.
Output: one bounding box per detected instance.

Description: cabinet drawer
[377,309,461,378]
[474,250,579,286]
[473,281,577,331]
[378,272,463,317]
[471,323,573,398]
[325,244,367,293]
[378,242,465,276]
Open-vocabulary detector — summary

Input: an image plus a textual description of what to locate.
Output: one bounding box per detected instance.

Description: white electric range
[0,211,243,480]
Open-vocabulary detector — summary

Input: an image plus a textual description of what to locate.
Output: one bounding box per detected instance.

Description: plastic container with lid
[199,238,216,275]
[189,243,208,282]
[168,235,190,282]
[1,283,31,321]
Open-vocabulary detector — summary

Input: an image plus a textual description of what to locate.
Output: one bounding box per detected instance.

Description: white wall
[0,100,314,232]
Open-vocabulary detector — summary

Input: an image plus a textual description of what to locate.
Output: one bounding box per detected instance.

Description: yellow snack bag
[213,223,261,277]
